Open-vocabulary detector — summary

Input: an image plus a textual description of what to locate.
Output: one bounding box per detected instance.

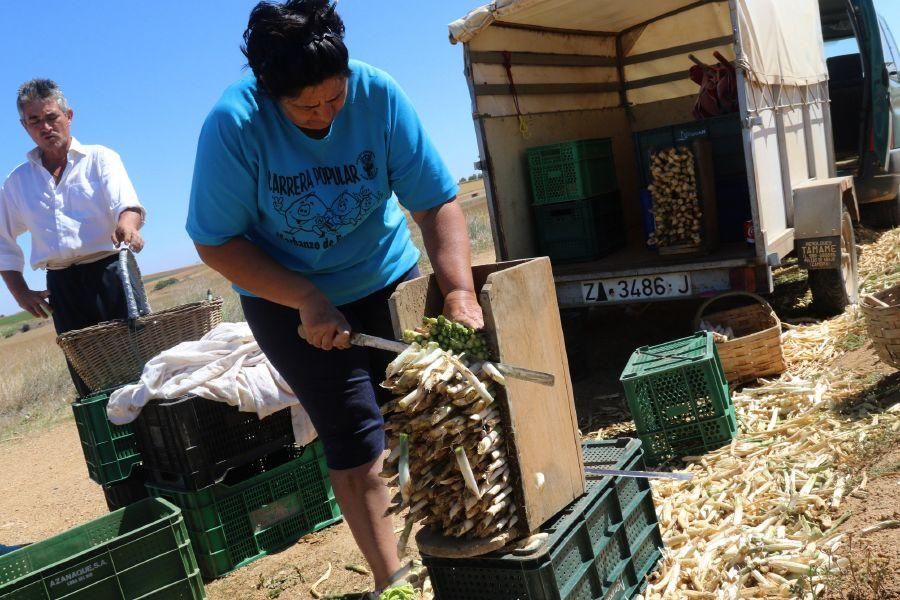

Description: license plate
[581,273,692,303]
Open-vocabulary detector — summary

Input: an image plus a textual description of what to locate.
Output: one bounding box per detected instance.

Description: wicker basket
[860,284,900,370]
[693,291,786,384]
[57,250,223,393]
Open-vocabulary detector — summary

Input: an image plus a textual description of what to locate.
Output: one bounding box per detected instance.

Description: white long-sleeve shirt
[0,138,145,271]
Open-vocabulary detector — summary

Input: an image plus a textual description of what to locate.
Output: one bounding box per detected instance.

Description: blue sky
[1,0,898,315]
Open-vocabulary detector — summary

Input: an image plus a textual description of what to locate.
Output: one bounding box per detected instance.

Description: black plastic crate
[102,466,150,512]
[134,394,296,491]
[534,193,625,264]
[423,439,663,600]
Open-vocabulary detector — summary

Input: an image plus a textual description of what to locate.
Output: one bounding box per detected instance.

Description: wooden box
[389,257,585,534]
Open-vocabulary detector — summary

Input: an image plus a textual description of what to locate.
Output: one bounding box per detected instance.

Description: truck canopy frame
[449,0,840,306]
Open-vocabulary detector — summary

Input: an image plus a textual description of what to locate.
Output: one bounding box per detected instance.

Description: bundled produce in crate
[645,139,719,256]
[381,316,520,542]
[646,146,702,249]
[388,259,585,557]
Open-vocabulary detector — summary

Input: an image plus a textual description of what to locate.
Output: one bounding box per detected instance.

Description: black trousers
[46,254,128,397]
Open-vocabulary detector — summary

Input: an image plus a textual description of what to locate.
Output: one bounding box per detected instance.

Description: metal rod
[585,467,694,481]
[298,326,556,387]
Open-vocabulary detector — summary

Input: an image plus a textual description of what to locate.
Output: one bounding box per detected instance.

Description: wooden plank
[389,258,584,534]
[479,258,584,532]
[623,36,734,65]
[492,21,617,38]
[624,71,690,91]
[470,50,617,67]
[474,82,621,96]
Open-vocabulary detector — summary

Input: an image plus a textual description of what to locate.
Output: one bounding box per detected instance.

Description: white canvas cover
[735,0,828,85]
[450,0,829,87]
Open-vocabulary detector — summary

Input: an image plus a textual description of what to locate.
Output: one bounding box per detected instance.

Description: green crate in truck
[620,332,737,465]
[423,439,663,600]
[72,387,142,486]
[145,441,341,580]
[527,138,617,204]
[533,192,625,264]
[0,498,204,600]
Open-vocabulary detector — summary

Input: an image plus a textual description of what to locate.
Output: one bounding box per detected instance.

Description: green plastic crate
[534,193,625,264]
[423,439,663,600]
[639,411,738,466]
[0,498,204,600]
[146,441,342,580]
[72,388,141,486]
[620,333,734,433]
[528,138,617,204]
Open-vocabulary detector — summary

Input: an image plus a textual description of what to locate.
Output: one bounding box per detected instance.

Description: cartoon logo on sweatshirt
[273,186,385,248]
[267,153,385,250]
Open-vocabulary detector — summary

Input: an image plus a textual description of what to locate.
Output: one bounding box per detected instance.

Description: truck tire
[808,211,859,317]
[860,195,900,229]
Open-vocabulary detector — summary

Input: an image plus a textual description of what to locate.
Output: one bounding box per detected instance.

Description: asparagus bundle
[402,315,490,361]
[646,146,703,248]
[380,328,519,541]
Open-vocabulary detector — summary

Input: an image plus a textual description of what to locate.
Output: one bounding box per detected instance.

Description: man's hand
[298,288,352,351]
[13,287,52,319]
[113,209,144,252]
[443,289,484,330]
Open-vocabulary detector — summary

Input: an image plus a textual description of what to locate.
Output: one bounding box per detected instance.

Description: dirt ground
[826,441,900,600]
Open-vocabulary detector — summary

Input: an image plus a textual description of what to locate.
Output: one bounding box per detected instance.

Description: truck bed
[552,241,758,281]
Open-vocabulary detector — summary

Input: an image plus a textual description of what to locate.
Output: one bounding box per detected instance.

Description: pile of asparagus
[380,317,519,540]
[646,146,703,249]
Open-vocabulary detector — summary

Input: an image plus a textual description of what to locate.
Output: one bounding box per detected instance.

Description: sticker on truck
[581,272,692,303]
[796,236,841,270]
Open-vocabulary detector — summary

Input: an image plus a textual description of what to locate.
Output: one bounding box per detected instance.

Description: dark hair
[242,0,351,98]
[16,79,70,118]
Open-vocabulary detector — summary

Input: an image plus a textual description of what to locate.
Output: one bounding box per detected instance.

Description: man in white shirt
[0,79,146,396]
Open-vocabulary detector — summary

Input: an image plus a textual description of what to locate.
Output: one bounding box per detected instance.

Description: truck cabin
[821,0,899,175]
[450,0,844,304]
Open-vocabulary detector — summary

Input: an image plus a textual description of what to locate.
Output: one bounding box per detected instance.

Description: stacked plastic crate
[0,498,206,599]
[619,332,738,465]
[71,387,148,510]
[135,396,342,580]
[527,139,625,264]
[423,439,664,600]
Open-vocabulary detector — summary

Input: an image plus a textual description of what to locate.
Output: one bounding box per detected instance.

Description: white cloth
[0,138,144,272]
[107,322,317,446]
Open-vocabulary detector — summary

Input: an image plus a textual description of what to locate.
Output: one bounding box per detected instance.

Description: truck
[448,0,900,316]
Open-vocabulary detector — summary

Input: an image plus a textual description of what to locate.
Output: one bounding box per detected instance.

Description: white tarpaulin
[449,0,700,43]
[450,0,829,88]
[735,0,828,85]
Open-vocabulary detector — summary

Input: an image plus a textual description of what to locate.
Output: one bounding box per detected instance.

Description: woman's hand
[443,289,484,330]
[298,288,352,350]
